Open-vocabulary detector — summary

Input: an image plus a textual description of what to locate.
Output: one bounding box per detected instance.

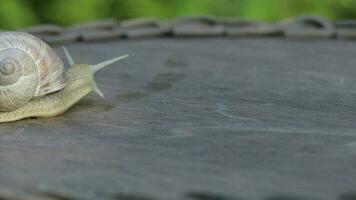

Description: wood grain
[0,38,355,200]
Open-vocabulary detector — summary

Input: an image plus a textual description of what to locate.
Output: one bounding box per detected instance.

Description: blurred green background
[0,0,355,29]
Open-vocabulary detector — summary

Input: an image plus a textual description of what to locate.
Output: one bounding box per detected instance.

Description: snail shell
[0,31,67,111]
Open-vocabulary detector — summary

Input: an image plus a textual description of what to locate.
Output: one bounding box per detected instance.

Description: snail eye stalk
[62,47,75,66]
[62,46,128,74]
[90,54,129,98]
[90,54,129,74]
[62,47,128,98]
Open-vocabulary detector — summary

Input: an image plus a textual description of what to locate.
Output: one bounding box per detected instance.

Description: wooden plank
[0,38,355,200]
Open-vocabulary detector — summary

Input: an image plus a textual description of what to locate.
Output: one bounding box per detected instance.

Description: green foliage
[32,0,111,25]
[0,0,38,29]
[0,0,356,29]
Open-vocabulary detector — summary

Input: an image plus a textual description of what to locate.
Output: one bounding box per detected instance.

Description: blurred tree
[334,0,356,19]
[175,0,241,17]
[239,0,338,21]
[0,0,356,29]
[0,0,38,29]
[31,0,112,25]
[112,0,176,19]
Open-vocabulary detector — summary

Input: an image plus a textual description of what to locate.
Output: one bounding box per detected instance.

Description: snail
[0,31,128,123]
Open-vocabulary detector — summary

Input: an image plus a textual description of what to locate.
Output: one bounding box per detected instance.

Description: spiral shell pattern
[0,32,67,111]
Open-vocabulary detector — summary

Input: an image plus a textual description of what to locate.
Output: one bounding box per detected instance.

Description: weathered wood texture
[0,38,356,200]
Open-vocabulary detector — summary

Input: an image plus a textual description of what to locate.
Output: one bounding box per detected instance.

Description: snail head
[62,47,128,98]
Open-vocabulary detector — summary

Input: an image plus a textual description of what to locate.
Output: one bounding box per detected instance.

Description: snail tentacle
[90,54,129,97]
[62,46,75,66]
[90,54,129,74]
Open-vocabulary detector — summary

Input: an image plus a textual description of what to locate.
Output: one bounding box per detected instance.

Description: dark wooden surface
[1,38,356,200]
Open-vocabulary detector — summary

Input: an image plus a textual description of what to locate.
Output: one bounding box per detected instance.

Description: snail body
[0,31,128,123]
[0,65,92,122]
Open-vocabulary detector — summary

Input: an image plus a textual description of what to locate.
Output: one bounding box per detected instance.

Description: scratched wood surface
[0,38,356,200]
